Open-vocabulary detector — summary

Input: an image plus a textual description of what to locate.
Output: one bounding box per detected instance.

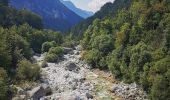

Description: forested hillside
[0,1,63,99]
[80,0,170,100]
[70,0,132,37]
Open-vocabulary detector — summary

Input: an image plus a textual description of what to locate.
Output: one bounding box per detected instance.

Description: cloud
[88,0,115,12]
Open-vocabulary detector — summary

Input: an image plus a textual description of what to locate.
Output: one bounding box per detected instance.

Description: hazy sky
[63,0,115,13]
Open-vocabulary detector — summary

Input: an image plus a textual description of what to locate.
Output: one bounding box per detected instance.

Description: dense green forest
[0,1,64,99]
[80,0,170,100]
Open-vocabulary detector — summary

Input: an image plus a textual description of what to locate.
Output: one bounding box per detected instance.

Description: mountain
[9,0,83,31]
[70,0,132,37]
[60,0,93,18]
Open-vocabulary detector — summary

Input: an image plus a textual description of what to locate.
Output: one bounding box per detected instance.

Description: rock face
[60,0,93,18]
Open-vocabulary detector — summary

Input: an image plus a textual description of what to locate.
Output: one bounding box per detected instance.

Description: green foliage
[28,29,62,53]
[0,27,11,69]
[42,41,57,53]
[81,0,170,99]
[0,6,42,29]
[149,57,170,100]
[81,18,115,69]
[92,34,114,53]
[17,10,43,29]
[16,60,40,81]
[70,0,132,37]
[62,34,76,48]
[45,47,63,63]
[0,2,64,99]
[82,49,101,67]
[0,68,8,100]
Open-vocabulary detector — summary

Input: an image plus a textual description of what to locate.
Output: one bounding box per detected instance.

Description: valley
[17,46,147,100]
[0,0,169,100]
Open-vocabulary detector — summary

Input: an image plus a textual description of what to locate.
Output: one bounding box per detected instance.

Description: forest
[0,0,169,100]
[0,1,65,99]
[80,0,170,100]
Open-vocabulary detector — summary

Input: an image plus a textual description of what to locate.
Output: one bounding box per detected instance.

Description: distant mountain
[60,0,93,18]
[10,0,83,31]
[70,0,132,37]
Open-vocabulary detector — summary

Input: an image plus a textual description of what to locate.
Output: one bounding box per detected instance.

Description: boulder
[65,62,79,71]
[86,93,93,99]
[75,51,80,55]
[63,47,73,54]
[20,95,26,100]
[27,84,51,100]
[41,61,48,68]
[111,85,119,93]
[28,86,45,100]
[75,45,82,51]
[42,84,52,95]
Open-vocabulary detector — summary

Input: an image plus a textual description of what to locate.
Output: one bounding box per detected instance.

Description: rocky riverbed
[14,46,148,100]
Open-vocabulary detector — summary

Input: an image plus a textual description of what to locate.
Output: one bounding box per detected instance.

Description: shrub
[45,54,58,63]
[16,60,40,81]
[82,49,101,67]
[62,34,76,48]
[92,34,114,53]
[0,68,8,99]
[45,47,63,62]
[41,41,56,53]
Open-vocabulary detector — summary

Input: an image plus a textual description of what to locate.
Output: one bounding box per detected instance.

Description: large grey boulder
[63,47,73,54]
[27,84,51,100]
[86,92,93,99]
[28,86,45,100]
[65,62,80,71]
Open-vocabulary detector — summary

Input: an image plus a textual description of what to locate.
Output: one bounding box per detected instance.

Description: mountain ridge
[10,0,83,31]
[70,0,132,37]
[60,0,93,18]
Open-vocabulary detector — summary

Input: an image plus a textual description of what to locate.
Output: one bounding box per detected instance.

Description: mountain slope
[70,0,132,37]
[80,0,170,100]
[60,0,93,18]
[10,0,83,31]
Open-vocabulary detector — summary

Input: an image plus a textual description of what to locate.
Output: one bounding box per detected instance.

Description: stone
[64,73,69,78]
[41,61,48,68]
[75,45,82,51]
[42,84,52,95]
[12,97,20,100]
[20,95,26,100]
[86,93,93,99]
[75,51,80,55]
[65,62,79,71]
[63,47,73,54]
[16,86,24,95]
[27,84,51,100]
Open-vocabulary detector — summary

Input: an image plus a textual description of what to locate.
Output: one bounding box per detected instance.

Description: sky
[64,0,115,13]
